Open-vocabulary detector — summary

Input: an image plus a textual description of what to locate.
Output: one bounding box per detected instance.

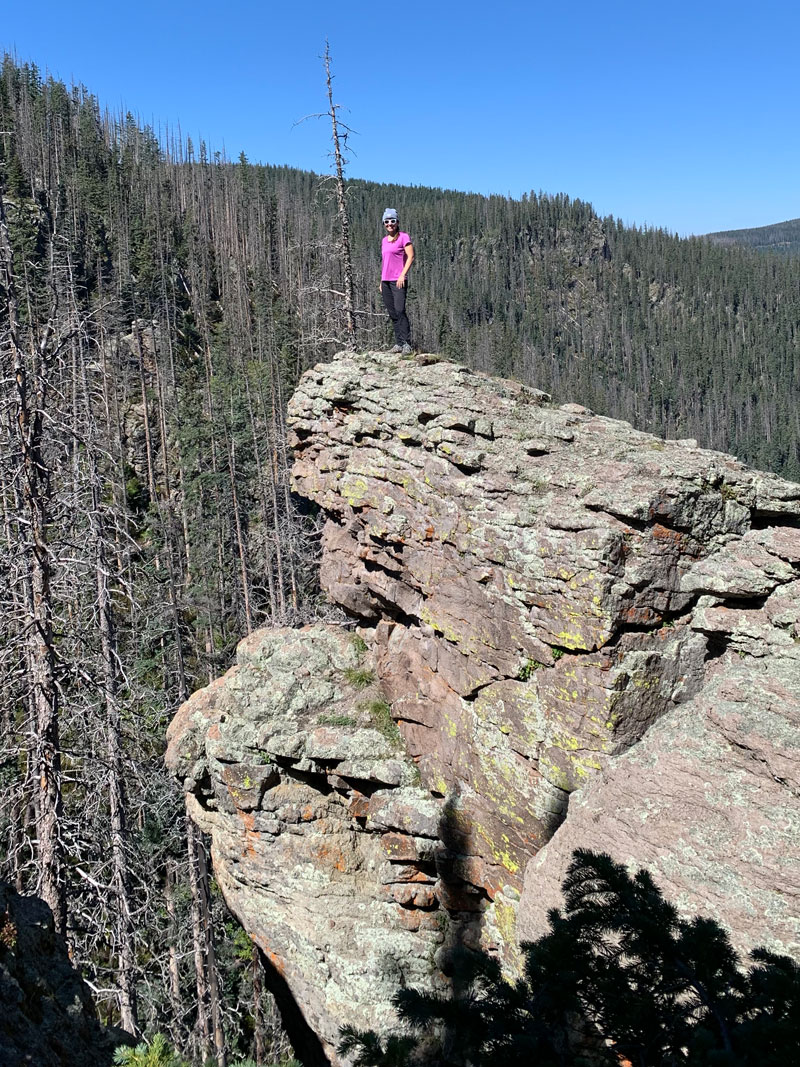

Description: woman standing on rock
[380,208,414,354]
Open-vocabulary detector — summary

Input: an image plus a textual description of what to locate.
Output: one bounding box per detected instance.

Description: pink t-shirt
[381,231,412,281]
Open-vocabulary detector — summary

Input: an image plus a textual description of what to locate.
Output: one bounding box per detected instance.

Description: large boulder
[166,625,445,1062]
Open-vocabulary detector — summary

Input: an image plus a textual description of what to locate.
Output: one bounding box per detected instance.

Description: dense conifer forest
[1,57,799,1063]
[707,216,800,257]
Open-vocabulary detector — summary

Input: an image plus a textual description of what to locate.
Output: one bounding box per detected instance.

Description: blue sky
[3,0,798,236]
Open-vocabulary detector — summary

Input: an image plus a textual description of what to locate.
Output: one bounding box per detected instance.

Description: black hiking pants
[381,281,411,345]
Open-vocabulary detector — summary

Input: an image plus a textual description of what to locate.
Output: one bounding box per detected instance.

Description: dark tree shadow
[257,946,329,1067]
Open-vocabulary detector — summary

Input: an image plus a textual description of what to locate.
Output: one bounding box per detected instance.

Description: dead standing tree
[295,41,359,350]
[323,41,356,346]
[0,184,68,936]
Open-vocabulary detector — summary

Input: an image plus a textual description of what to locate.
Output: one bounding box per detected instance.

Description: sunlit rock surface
[166,625,445,1061]
[169,350,800,1057]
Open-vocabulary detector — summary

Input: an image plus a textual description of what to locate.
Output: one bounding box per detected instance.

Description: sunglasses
[384,220,397,226]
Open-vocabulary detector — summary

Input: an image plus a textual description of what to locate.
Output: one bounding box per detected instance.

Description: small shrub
[518,658,544,680]
[0,913,17,952]
[350,633,368,657]
[113,1033,187,1067]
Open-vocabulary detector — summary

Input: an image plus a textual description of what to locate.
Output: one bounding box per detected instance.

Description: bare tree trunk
[323,40,356,347]
[91,468,139,1033]
[252,945,266,1065]
[187,815,227,1067]
[164,861,187,1048]
[187,816,212,1057]
[223,417,253,634]
[0,191,67,936]
[134,324,159,508]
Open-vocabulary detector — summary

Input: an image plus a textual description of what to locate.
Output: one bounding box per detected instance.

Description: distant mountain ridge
[706,216,800,256]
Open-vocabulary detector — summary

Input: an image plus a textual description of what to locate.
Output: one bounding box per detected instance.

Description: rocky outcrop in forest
[168,351,800,1061]
[0,881,120,1066]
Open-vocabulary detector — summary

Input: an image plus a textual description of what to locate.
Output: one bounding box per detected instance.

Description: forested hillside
[1,57,799,1064]
[707,216,800,257]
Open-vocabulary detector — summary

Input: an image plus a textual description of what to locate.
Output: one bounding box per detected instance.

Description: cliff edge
[167,350,800,1060]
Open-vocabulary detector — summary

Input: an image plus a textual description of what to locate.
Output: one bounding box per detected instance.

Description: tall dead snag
[323,41,356,347]
[0,187,66,935]
[187,816,226,1066]
[81,354,139,1034]
[296,42,359,349]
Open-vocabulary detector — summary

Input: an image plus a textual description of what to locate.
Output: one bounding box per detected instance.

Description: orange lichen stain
[208,722,222,741]
[650,523,683,545]
[310,842,348,873]
[238,811,259,859]
[482,868,508,901]
[622,604,657,625]
[265,949,286,976]
[301,804,315,822]
[380,833,418,861]
[397,909,423,932]
[424,525,435,540]
[404,869,433,884]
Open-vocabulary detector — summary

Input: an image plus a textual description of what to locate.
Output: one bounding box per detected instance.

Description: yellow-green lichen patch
[493,847,520,876]
[555,629,589,651]
[492,898,518,948]
[418,604,466,648]
[433,775,448,795]
[340,475,371,507]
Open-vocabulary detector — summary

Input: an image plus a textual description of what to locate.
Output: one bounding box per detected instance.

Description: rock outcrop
[166,626,445,1061]
[168,350,800,1058]
[0,881,121,1066]
[519,531,800,957]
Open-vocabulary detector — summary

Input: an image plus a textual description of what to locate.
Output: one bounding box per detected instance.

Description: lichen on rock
[169,350,800,1059]
[166,624,446,1061]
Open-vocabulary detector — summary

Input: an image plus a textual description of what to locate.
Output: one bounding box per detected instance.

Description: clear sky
[3,0,798,236]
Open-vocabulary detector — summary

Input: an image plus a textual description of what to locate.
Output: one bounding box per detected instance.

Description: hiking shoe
[401,343,413,355]
[389,344,402,353]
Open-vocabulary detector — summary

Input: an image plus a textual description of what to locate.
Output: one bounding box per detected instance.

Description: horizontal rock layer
[166,625,448,1061]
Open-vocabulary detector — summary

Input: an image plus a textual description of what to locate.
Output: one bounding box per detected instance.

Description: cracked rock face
[169,351,800,1055]
[166,626,447,1062]
[519,570,800,958]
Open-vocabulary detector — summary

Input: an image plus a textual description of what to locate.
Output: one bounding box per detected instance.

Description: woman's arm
[397,242,415,288]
